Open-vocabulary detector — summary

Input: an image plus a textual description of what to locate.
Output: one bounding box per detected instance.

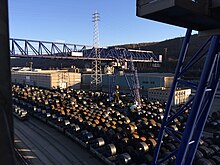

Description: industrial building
[81,73,174,94]
[148,87,191,105]
[11,68,81,89]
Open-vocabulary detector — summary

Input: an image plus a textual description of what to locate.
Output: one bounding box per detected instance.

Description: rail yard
[14,115,103,165]
[12,84,220,165]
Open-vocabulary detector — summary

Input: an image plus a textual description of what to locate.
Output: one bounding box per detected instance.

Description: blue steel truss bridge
[9,38,162,63]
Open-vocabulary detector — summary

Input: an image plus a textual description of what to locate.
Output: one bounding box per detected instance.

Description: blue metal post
[184,38,220,165]
[175,36,220,164]
[152,28,192,165]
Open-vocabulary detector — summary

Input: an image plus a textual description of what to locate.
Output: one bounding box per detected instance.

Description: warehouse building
[148,87,191,105]
[11,68,81,89]
[81,73,174,94]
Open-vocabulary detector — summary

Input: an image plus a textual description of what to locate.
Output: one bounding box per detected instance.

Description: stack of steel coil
[12,84,220,165]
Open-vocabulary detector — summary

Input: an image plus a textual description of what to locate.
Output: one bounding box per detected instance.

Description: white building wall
[148,87,191,105]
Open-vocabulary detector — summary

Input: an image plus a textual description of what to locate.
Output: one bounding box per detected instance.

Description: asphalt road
[14,116,104,165]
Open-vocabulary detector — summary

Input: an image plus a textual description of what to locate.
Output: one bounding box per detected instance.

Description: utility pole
[90,11,102,90]
[164,48,168,72]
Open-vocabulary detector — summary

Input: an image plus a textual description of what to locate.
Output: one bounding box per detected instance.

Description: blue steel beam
[175,36,220,165]
[26,41,39,55]
[13,40,26,55]
[152,28,220,165]
[185,53,220,164]
[152,28,192,165]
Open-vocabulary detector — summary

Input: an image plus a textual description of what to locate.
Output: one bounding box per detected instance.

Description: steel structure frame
[9,38,161,63]
[108,53,141,107]
[94,47,160,61]
[10,38,88,56]
[130,55,142,107]
[152,29,220,165]
[108,65,133,102]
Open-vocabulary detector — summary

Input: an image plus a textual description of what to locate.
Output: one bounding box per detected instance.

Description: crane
[137,0,220,164]
[106,49,142,108]
[130,55,142,108]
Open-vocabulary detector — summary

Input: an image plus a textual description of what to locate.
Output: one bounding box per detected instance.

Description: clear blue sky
[9,0,187,47]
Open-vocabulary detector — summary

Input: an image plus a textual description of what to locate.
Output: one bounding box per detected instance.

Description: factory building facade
[148,87,191,105]
[81,73,174,94]
[11,69,81,89]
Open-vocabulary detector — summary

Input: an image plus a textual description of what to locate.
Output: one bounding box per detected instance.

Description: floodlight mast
[137,0,220,165]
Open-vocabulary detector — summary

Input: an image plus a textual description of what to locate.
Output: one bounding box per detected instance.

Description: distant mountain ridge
[113,34,209,77]
[115,34,208,58]
[114,42,159,49]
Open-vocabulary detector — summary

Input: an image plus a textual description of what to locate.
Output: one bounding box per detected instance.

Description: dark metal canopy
[137,0,220,31]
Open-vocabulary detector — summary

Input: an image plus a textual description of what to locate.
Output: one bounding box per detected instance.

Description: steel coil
[136,142,149,153]
[195,158,213,165]
[106,144,117,156]
[117,153,131,165]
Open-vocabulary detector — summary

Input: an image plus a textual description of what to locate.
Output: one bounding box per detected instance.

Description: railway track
[14,117,103,165]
